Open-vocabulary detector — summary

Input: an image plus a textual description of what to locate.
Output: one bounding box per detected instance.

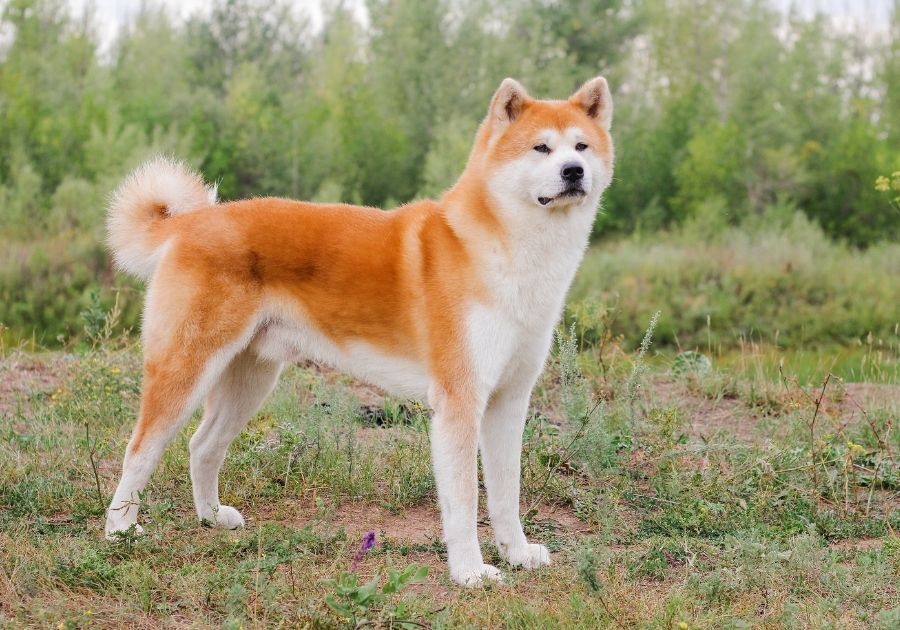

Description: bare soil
[0,352,71,417]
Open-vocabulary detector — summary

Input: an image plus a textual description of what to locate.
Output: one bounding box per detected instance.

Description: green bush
[0,234,142,347]
[571,211,900,350]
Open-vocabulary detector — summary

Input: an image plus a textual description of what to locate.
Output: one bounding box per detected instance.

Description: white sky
[773,0,893,31]
[66,0,363,54]
[67,0,895,52]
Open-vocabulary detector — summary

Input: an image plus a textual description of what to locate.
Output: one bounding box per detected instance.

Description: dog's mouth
[538,187,587,206]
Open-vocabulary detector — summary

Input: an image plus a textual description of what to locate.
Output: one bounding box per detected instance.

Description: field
[2,256,899,628]
[2,0,899,627]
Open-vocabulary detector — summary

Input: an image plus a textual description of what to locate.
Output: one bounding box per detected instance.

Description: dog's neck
[440,168,600,265]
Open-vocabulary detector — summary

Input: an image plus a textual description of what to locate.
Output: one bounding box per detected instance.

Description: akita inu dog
[104,76,614,586]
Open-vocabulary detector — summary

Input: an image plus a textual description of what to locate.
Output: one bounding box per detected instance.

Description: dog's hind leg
[105,299,258,540]
[189,349,282,529]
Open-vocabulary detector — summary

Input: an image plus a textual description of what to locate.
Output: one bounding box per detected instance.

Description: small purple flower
[351,530,376,570]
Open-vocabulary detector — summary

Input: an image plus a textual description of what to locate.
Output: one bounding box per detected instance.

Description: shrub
[571,211,900,350]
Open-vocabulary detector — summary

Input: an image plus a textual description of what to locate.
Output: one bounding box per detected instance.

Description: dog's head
[472,77,614,213]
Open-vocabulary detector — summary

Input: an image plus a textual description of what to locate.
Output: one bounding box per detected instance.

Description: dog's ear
[489,78,529,128]
[570,76,613,131]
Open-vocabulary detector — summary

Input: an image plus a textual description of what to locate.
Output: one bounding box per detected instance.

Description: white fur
[424,135,607,582]
[252,306,430,399]
[107,156,217,280]
[190,349,282,528]
[492,126,610,214]
[429,402,494,585]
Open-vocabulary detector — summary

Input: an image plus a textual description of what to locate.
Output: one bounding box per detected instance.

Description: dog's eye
[575,142,588,152]
[533,144,551,154]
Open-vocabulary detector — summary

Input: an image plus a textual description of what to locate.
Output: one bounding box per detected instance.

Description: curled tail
[107,156,217,280]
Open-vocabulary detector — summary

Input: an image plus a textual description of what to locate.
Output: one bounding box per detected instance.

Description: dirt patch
[261,498,592,548]
[687,396,756,440]
[0,352,71,417]
[651,379,761,442]
[829,537,883,552]
[532,503,595,535]
[835,383,900,422]
[253,497,593,599]
[648,377,900,445]
[329,502,443,546]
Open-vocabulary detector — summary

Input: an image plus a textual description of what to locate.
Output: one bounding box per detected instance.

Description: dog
[104,76,614,586]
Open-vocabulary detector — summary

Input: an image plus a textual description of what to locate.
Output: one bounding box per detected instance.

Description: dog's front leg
[429,386,500,586]
[480,379,550,569]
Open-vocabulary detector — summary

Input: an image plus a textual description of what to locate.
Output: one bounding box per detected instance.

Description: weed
[671,351,712,377]
[523,324,606,513]
[80,288,126,350]
[625,310,661,414]
[575,544,601,592]
[323,563,428,628]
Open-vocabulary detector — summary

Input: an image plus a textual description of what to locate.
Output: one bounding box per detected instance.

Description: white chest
[487,209,593,329]
[465,208,594,393]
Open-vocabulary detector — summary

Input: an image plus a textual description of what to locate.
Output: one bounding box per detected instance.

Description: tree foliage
[0,0,897,342]
[1,0,896,240]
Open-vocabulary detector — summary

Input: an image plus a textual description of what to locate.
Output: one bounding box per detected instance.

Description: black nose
[561,162,584,183]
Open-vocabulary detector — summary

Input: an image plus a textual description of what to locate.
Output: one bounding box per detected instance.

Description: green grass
[1,326,898,628]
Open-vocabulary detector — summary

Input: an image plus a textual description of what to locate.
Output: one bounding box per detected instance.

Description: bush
[0,234,141,346]
[571,210,900,350]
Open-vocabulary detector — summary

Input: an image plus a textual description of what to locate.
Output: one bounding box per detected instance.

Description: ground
[1,338,898,629]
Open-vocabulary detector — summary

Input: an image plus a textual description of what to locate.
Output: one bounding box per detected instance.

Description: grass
[1,319,899,629]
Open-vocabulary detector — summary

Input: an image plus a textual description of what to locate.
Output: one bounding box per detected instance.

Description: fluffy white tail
[107,156,217,280]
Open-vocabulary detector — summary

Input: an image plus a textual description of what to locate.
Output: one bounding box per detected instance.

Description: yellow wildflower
[875,175,890,192]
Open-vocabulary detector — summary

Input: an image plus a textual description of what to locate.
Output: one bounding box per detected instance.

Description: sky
[67,0,352,51]
[67,0,895,53]
[772,0,893,27]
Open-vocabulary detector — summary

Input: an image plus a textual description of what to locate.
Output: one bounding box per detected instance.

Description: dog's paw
[214,505,246,529]
[200,505,244,529]
[201,505,245,530]
[504,543,551,569]
[104,522,144,541]
[451,563,504,587]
